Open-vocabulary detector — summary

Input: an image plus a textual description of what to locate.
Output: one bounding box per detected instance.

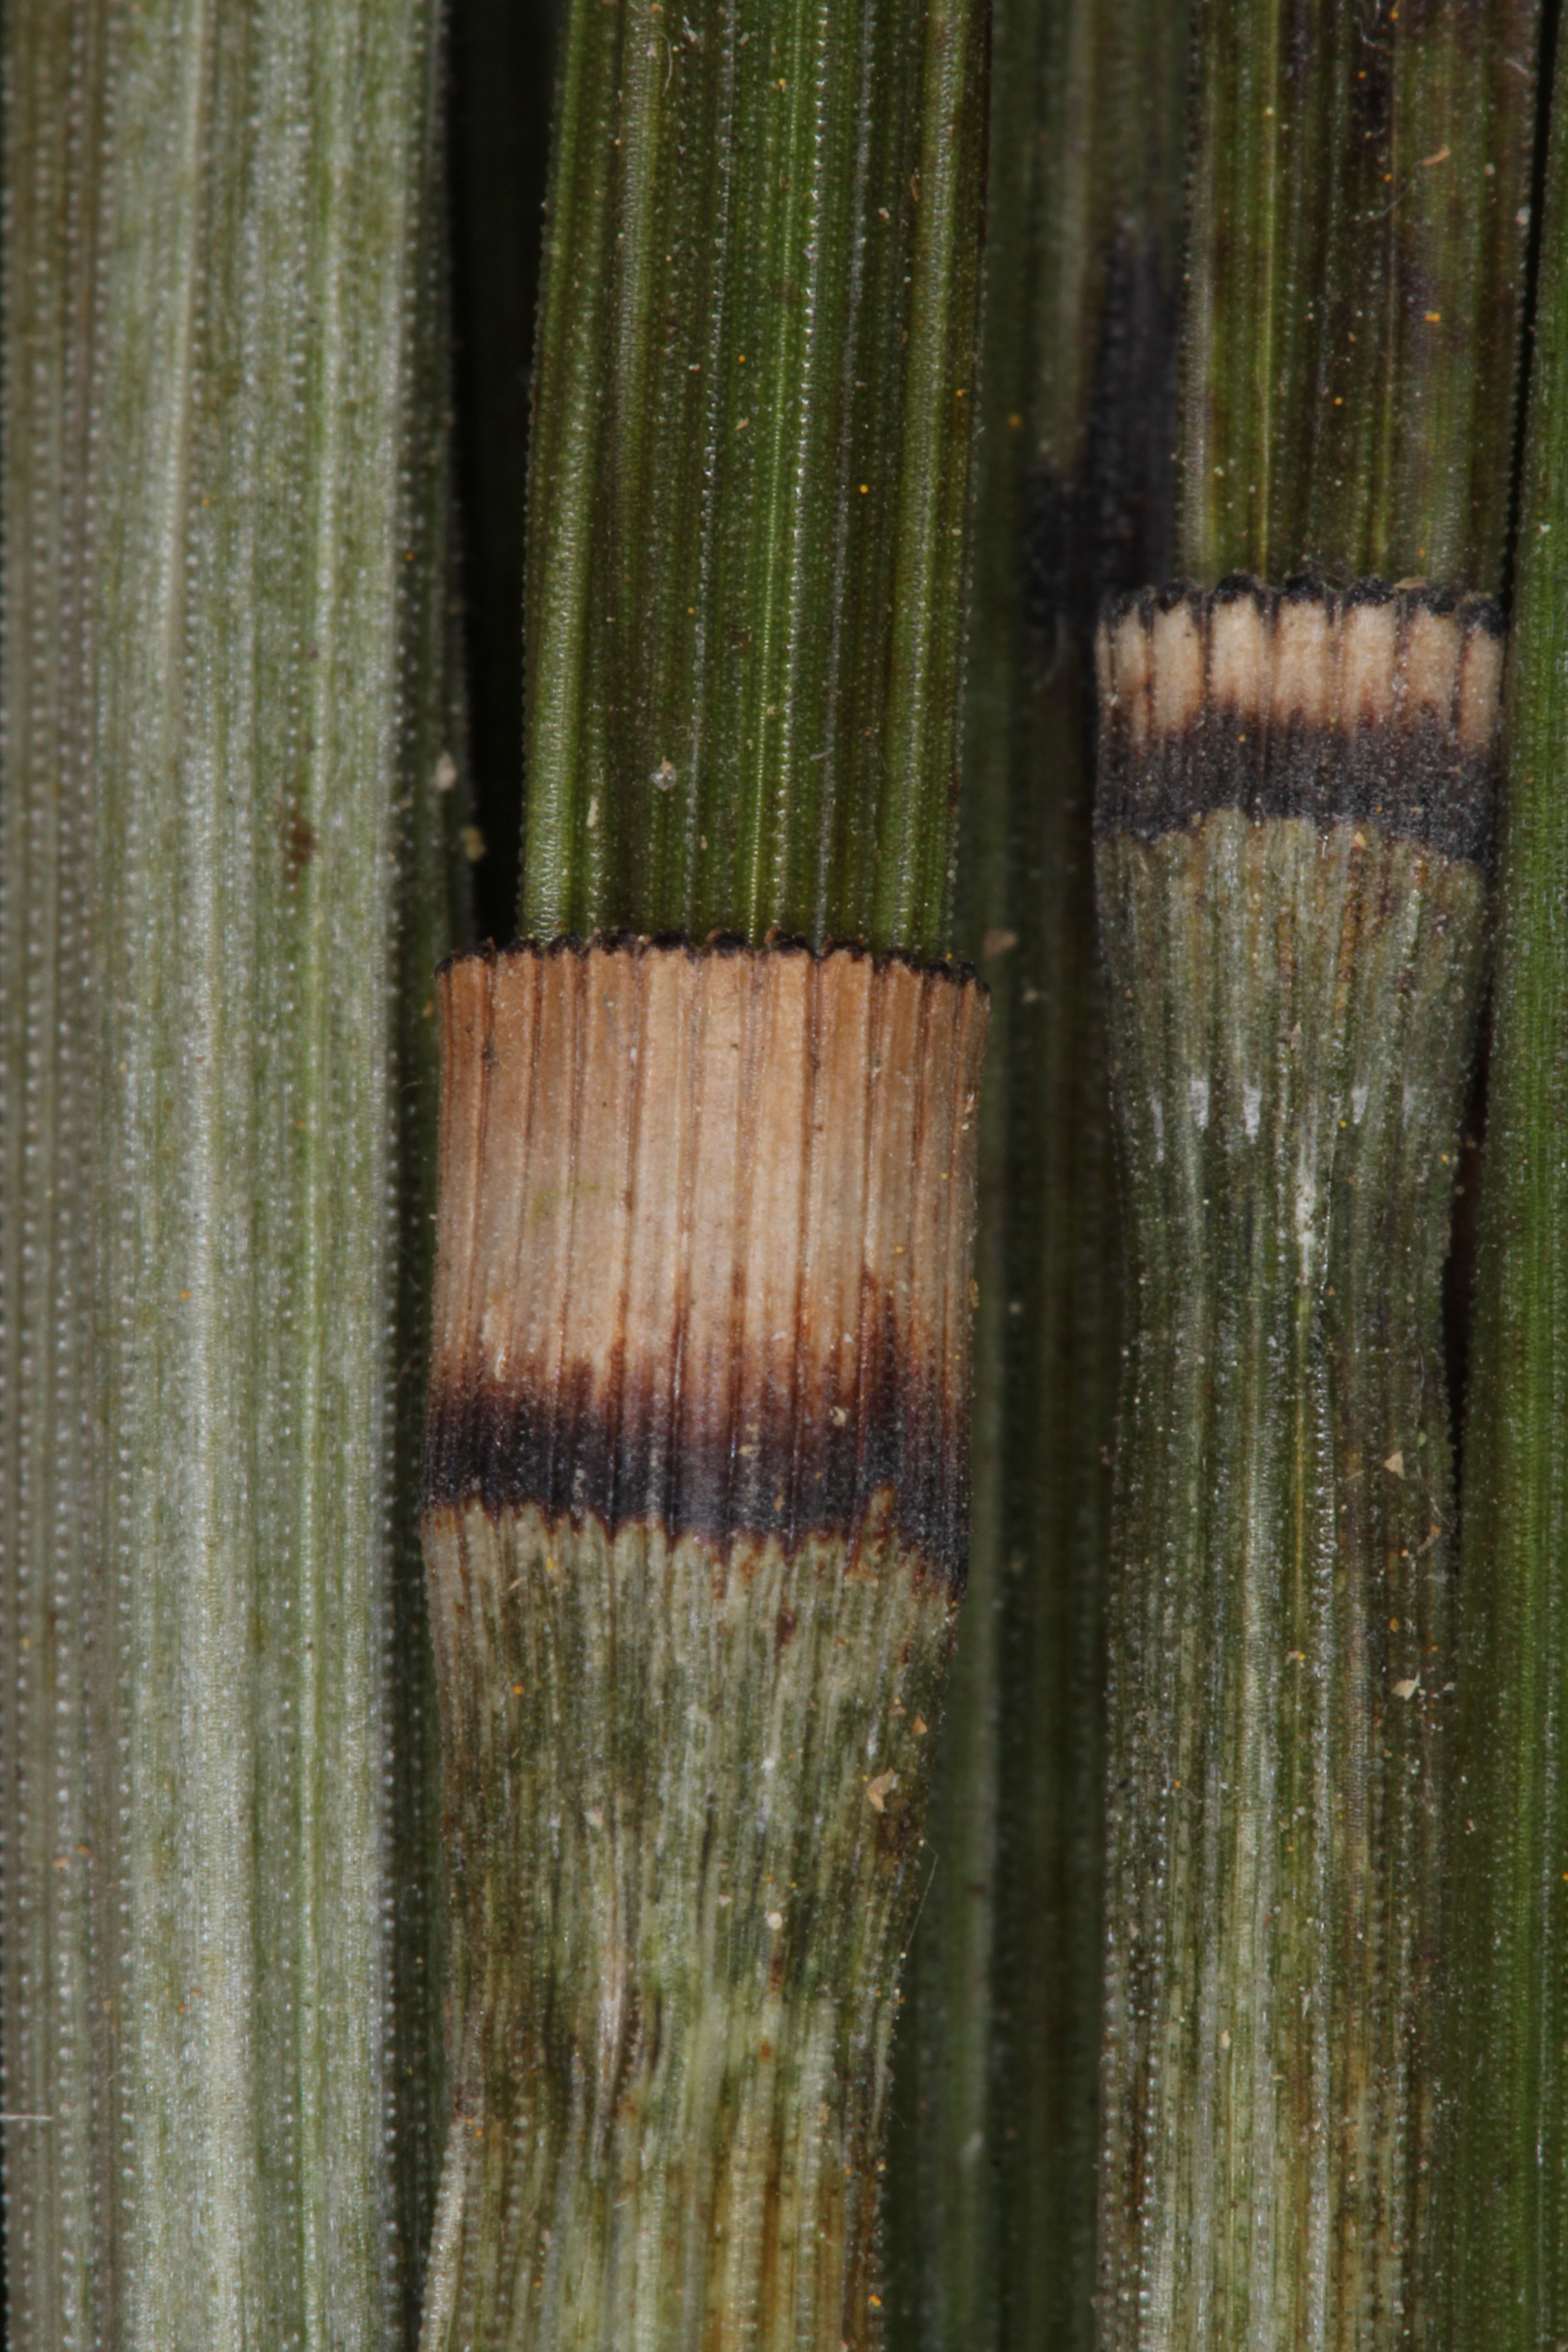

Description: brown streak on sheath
[1095,577,1504,865]
[421,938,989,1587]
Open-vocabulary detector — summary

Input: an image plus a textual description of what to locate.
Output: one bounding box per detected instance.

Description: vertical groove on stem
[885,3,1187,2346]
[1452,31,1568,2347]
[446,0,557,944]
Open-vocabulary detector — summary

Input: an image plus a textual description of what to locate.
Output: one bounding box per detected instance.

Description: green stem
[520,0,986,953]
[1094,585,1497,2346]
[0,2,463,2340]
[1103,812,1485,2347]
[1451,37,1568,2348]
[885,2,1187,2345]
[1181,0,1540,588]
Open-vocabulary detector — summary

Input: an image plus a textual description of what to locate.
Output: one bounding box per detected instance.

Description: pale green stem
[0,1,463,2342]
[1098,810,1489,2347]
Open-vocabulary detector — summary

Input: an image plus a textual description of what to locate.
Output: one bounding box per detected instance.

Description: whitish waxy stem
[1094,583,1499,2349]
[419,940,986,2348]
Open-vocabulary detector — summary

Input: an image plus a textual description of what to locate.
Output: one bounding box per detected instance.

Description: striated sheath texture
[1096,578,1504,862]
[1094,585,1498,2349]
[418,940,986,2349]
[423,940,983,1578]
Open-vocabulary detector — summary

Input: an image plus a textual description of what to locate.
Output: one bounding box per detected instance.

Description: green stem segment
[0,2,462,2341]
[1181,0,1540,588]
[887,4,1188,2345]
[1451,48,1568,2350]
[1095,583,1497,2347]
[521,0,986,952]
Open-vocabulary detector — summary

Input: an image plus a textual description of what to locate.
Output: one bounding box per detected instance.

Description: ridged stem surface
[0,2,463,2341]
[1181,0,1540,587]
[520,0,986,952]
[1098,808,1488,2348]
[884,3,1187,2345]
[1450,45,1568,2349]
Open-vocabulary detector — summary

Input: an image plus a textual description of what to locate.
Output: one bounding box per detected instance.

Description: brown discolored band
[421,937,988,1587]
[1095,577,1504,864]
